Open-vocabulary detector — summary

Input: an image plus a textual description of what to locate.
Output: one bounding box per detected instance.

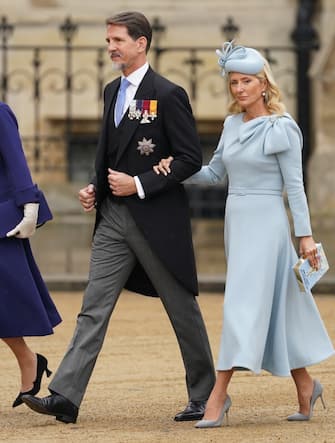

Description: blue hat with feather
[216,41,265,77]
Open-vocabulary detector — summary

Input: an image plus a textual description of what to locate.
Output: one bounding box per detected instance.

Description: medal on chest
[137,137,156,156]
[128,99,158,124]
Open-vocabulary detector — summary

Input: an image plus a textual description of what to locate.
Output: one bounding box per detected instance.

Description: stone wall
[309,0,335,215]
[3,0,299,125]
[2,0,299,186]
[3,0,334,277]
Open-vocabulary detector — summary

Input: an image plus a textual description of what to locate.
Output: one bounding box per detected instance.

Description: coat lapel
[105,81,119,120]
[95,80,119,171]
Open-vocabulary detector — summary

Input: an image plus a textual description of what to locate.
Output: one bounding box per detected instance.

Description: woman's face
[229,72,266,110]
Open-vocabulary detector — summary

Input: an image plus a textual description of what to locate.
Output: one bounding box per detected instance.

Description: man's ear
[137,36,147,53]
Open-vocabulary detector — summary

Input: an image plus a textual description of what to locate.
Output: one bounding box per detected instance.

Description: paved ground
[1,291,334,443]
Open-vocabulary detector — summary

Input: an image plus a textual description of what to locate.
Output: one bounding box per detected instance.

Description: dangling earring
[262,91,267,102]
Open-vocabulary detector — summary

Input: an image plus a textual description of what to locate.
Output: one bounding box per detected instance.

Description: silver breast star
[137,137,156,156]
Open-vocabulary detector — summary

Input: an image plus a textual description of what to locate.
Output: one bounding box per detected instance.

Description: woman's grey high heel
[195,395,232,428]
[287,379,326,421]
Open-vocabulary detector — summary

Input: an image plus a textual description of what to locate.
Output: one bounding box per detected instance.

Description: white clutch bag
[293,243,329,293]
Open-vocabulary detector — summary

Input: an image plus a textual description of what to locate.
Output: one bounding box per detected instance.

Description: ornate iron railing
[0,16,301,217]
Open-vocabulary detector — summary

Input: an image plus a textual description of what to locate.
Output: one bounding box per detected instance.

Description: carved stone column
[308,0,335,269]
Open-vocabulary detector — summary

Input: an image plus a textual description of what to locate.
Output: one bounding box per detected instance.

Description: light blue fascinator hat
[216,40,265,76]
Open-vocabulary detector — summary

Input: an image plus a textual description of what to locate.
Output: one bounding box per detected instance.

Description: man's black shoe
[22,393,78,424]
[174,400,206,421]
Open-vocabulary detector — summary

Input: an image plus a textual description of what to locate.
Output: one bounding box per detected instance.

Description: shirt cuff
[134,176,145,199]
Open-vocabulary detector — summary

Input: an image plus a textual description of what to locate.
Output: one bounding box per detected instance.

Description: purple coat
[0,102,61,337]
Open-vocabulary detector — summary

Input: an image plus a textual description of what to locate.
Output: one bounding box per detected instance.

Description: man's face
[106,24,147,75]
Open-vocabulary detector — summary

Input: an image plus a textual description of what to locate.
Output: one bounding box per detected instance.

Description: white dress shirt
[119,62,149,199]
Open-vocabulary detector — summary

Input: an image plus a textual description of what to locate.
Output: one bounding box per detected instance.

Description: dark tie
[114,77,130,127]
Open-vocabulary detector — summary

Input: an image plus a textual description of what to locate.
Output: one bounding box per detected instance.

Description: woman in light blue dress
[154,42,334,427]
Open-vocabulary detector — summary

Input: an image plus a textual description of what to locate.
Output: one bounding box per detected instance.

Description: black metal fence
[0,15,298,217]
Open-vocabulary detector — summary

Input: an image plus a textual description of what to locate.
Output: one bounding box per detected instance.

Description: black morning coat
[93,67,202,297]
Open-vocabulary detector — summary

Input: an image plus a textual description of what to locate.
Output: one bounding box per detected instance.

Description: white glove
[6,202,39,238]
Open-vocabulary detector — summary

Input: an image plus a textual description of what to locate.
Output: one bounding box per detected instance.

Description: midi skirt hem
[216,350,335,377]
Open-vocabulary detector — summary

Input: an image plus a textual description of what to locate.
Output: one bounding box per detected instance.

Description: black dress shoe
[21,393,78,424]
[174,400,207,421]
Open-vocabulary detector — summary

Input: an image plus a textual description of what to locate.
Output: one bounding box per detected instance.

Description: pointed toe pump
[287,379,326,421]
[12,354,52,408]
[195,395,232,428]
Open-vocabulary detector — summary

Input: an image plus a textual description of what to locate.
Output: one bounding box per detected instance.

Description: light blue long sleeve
[184,130,227,185]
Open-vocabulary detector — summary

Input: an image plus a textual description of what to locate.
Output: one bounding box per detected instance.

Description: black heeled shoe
[12,353,52,408]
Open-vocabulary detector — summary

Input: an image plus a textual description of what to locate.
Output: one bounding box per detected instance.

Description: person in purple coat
[0,102,62,408]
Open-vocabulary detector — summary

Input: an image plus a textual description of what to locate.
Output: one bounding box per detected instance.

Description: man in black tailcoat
[22,11,215,424]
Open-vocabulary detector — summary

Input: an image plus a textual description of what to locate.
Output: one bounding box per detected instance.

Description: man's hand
[108,169,137,196]
[79,184,96,212]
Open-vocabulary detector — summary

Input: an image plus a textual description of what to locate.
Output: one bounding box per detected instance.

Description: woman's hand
[153,156,174,176]
[299,236,319,269]
[6,203,39,238]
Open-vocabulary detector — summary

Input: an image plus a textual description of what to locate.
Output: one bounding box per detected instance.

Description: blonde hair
[227,57,286,115]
